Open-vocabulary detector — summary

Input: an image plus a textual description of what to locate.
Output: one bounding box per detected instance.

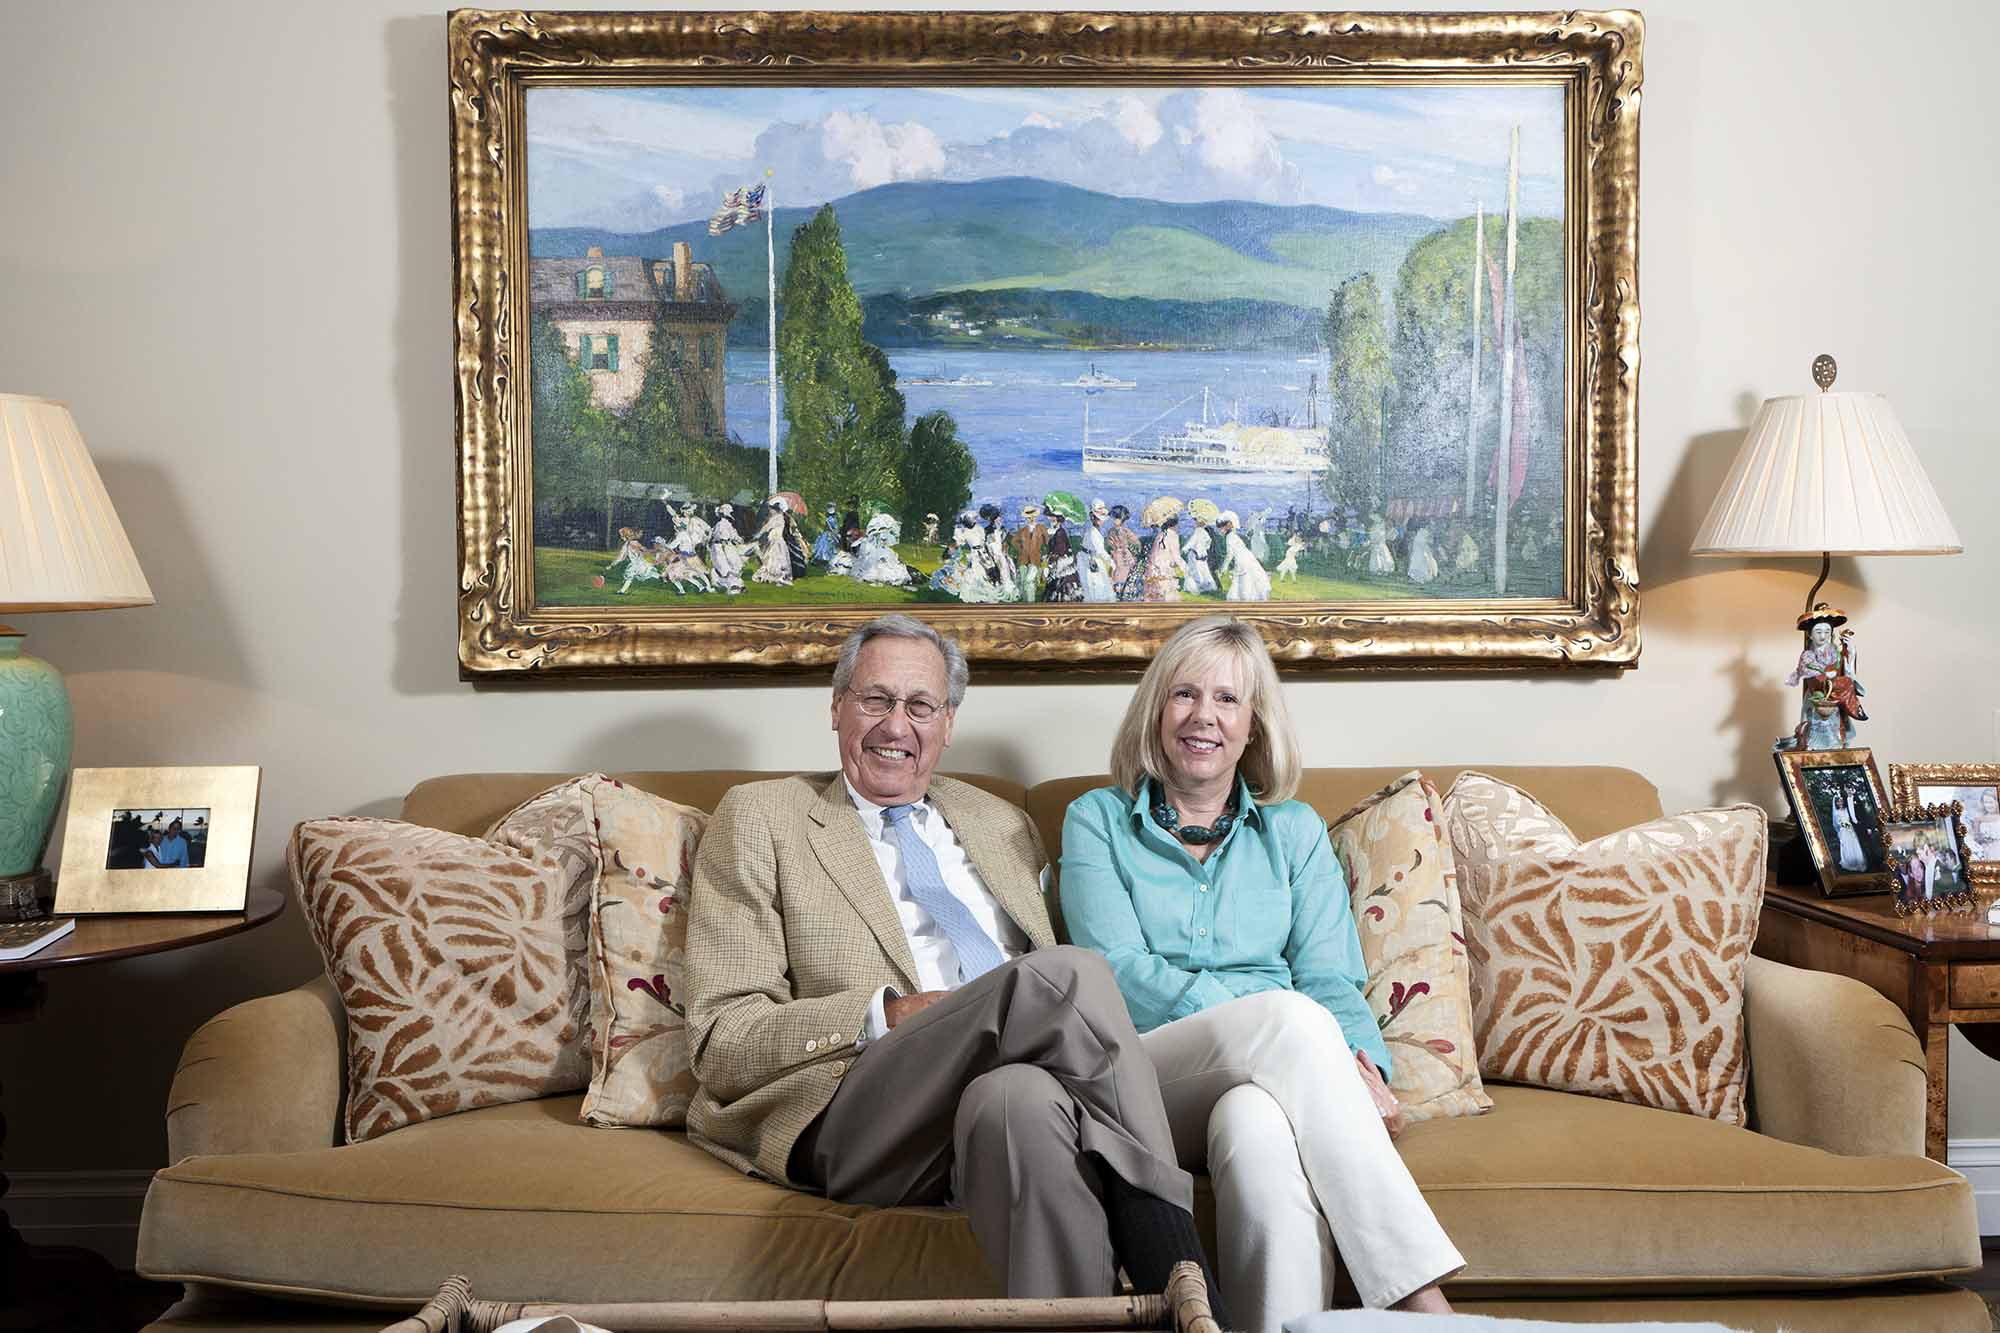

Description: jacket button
[829,1032,843,1043]
[805,1039,818,1052]
[830,1062,847,1076]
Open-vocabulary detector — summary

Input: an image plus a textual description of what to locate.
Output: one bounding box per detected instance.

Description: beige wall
[2,0,1997,1177]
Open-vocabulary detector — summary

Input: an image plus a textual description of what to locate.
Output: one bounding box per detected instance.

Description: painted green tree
[620,304,696,485]
[776,205,904,515]
[1386,215,1563,510]
[529,311,619,515]
[899,409,977,530]
[1323,273,1392,511]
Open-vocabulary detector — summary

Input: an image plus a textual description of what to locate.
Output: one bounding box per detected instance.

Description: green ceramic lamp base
[0,627,73,886]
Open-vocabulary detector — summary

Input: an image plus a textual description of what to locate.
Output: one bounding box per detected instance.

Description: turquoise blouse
[1060,780,1392,1077]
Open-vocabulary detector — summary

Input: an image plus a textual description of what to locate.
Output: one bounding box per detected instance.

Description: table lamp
[1691,356,1962,751]
[0,395,153,917]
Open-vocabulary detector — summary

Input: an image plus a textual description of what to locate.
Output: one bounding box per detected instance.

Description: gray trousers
[792,946,1193,1298]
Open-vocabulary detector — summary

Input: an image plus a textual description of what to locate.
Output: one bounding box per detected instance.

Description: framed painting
[450,10,1643,677]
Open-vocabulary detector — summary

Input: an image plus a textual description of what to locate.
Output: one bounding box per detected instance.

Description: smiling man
[685,615,1224,1310]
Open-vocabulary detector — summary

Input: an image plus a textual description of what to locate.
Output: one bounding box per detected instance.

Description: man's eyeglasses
[848,691,946,722]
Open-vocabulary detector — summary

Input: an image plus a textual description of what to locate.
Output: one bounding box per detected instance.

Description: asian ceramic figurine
[1778,603,1867,751]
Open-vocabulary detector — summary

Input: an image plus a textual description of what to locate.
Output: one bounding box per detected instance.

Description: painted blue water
[723,346,1332,525]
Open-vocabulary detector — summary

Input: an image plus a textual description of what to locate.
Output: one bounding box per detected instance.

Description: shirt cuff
[859,985,898,1047]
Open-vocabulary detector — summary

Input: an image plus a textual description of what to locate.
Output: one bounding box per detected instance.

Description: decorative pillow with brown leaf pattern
[1329,772,1492,1122]
[491,775,706,1128]
[288,815,595,1143]
[1443,771,1768,1123]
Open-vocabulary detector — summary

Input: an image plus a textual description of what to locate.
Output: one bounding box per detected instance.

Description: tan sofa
[138,768,1987,1332]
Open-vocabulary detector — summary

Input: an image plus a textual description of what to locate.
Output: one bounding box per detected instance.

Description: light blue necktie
[881,803,1004,984]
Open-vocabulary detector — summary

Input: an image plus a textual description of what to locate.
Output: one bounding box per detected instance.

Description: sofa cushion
[139,1095,996,1307]
[1444,773,1767,1123]
[1402,1085,1977,1292]
[139,1084,1978,1306]
[1328,772,1491,1122]
[287,818,594,1143]
[491,776,708,1129]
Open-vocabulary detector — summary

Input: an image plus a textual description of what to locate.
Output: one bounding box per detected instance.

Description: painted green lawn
[534,545,1467,609]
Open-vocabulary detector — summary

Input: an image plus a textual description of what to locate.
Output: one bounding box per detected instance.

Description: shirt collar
[844,776,934,835]
[1126,774,1265,830]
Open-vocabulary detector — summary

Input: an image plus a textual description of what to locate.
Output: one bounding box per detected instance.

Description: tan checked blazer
[684,772,1057,1185]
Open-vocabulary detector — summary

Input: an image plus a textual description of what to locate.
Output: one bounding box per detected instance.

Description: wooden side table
[1,885,287,1329]
[1754,877,2000,1161]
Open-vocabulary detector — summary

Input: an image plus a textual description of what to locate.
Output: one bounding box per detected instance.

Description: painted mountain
[530,177,1439,351]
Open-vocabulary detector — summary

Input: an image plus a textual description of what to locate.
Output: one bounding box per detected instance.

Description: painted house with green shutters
[530,241,736,437]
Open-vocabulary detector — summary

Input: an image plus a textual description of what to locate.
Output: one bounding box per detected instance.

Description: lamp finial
[1811,354,1838,391]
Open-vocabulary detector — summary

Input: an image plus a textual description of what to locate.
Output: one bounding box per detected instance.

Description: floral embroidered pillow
[1329,772,1491,1122]
[493,775,706,1128]
[288,816,595,1144]
[1443,771,1768,1123]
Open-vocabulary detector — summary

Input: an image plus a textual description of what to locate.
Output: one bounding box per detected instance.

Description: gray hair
[831,614,970,709]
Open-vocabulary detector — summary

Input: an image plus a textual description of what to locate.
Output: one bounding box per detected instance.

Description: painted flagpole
[1463,199,1484,516]
[765,173,779,496]
[1492,126,1520,596]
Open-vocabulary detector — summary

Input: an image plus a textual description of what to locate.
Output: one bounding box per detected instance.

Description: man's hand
[885,990,951,1029]
[1355,1049,1404,1140]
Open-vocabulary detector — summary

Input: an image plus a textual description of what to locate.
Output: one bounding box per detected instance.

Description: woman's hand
[1355,1049,1404,1140]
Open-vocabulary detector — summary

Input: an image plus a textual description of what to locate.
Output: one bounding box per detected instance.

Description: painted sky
[526,84,1565,232]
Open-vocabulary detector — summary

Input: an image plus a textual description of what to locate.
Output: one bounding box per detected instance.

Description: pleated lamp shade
[1691,391,1963,557]
[0,394,153,612]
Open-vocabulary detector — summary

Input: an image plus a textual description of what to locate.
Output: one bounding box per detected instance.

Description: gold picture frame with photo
[53,766,262,914]
[1880,801,1978,914]
[1773,747,1890,897]
[1888,762,2000,886]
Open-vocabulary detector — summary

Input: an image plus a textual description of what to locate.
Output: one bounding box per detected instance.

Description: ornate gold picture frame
[1775,747,1891,898]
[52,766,262,914]
[450,10,1643,677]
[1889,762,2000,886]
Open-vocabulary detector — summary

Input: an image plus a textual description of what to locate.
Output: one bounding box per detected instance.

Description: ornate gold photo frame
[1889,762,2000,886]
[1880,801,1979,914]
[450,10,1642,677]
[53,766,262,914]
[1774,747,1891,898]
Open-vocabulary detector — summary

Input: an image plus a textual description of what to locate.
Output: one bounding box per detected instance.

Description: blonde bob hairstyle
[1109,615,1302,804]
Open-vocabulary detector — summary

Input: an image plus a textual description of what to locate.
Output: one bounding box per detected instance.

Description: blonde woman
[1061,616,1462,1328]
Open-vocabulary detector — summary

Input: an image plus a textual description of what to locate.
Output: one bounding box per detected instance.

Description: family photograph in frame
[53,767,261,915]
[450,10,1642,676]
[1890,762,2000,885]
[1881,806,1974,910]
[1775,747,1890,897]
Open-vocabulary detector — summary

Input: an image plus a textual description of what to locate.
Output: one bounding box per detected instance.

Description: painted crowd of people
[603,497,919,597]
[599,493,1565,602]
[928,499,1275,605]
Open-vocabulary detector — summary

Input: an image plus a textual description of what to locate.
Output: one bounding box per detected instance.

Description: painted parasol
[1041,490,1085,522]
[1188,498,1221,525]
[1140,496,1184,527]
[769,491,807,514]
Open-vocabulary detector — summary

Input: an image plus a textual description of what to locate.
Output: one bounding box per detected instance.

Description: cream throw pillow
[492,776,706,1128]
[1329,772,1491,1122]
[288,816,594,1143]
[1443,771,1768,1123]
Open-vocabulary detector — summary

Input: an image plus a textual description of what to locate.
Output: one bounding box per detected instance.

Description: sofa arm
[1744,954,1927,1157]
[165,976,346,1162]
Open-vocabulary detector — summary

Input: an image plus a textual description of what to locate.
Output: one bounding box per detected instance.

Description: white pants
[1141,989,1465,1329]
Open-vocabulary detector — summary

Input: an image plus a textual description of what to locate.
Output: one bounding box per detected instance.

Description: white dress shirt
[845,779,1031,1044]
